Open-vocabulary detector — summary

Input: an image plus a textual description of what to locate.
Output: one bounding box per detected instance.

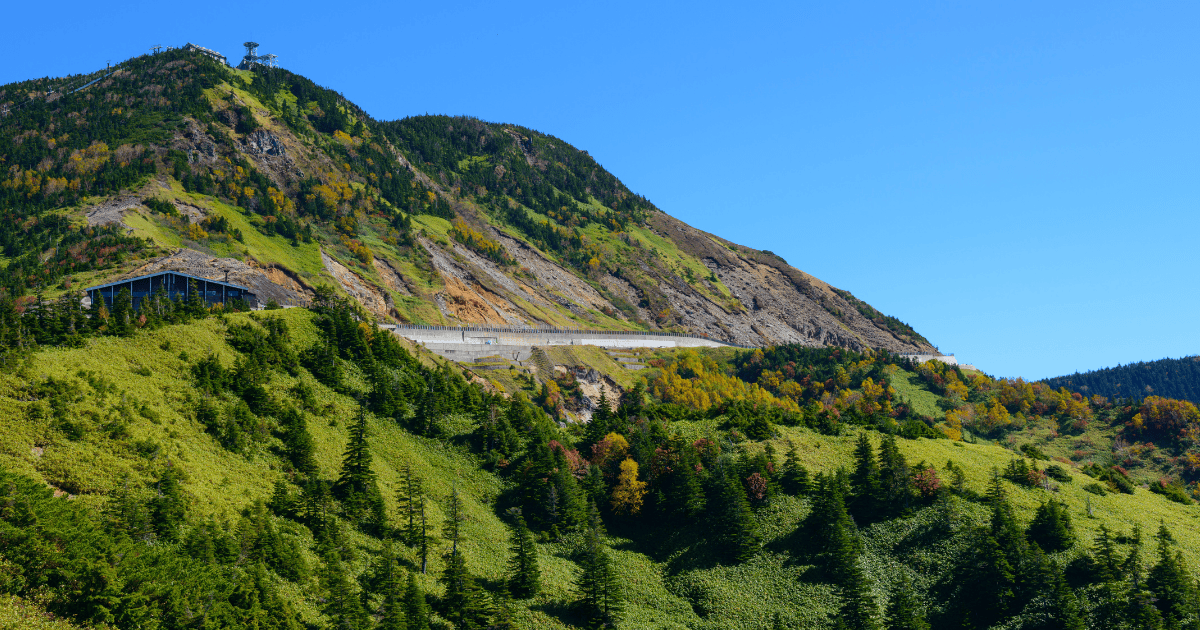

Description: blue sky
[4,1,1197,380]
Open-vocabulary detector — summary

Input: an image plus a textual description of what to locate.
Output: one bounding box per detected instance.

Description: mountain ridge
[0,47,934,354]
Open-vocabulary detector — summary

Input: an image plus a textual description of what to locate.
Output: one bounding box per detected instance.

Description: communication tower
[259,53,278,68]
[150,45,163,54]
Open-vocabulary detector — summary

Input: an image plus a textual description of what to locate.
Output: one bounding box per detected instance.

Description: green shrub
[1045,465,1072,483]
[1083,482,1108,496]
[1149,480,1194,505]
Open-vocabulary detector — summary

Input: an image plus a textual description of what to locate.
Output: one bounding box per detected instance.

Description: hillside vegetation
[2,295,1200,629]
[1045,356,1200,405]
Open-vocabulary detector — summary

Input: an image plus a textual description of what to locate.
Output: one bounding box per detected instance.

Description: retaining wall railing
[384,323,757,349]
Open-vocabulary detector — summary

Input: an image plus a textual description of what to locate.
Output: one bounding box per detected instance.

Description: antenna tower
[259,53,278,68]
[243,41,260,67]
[151,45,163,54]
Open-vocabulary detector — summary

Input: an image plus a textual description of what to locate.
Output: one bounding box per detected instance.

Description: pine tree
[987,474,1027,571]
[850,432,880,522]
[148,463,186,542]
[319,550,370,630]
[1147,524,1200,629]
[439,488,492,629]
[1093,525,1122,583]
[403,571,431,630]
[877,435,914,518]
[884,575,928,630]
[839,563,880,630]
[1027,499,1075,552]
[332,406,385,531]
[1022,544,1085,630]
[378,556,407,630]
[575,504,622,629]
[109,287,134,337]
[957,531,1015,629]
[279,407,317,477]
[780,443,811,496]
[707,467,759,564]
[507,514,540,599]
[583,390,613,448]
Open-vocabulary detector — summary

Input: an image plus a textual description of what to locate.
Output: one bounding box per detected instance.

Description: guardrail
[384,323,758,349]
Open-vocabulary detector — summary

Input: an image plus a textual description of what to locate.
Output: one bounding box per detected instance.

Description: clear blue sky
[4,1,1197,380]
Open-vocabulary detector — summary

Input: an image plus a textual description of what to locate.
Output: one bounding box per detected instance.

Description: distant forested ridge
[1043,356,1200,404]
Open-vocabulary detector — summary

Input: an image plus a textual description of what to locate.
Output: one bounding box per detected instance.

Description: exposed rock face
[243,129,286,156]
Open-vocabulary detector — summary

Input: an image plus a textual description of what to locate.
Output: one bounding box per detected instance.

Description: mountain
[0,47,932,354]
[7,48,1200,630]
[1044,356,1200,404]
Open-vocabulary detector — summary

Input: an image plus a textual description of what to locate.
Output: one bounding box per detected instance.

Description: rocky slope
[1,48,934,354]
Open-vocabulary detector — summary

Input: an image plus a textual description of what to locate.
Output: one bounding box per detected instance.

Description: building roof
[85,271,253,293]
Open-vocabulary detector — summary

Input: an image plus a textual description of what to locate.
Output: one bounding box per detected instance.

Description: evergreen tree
[319,550,370,630]
[780,443,811,496]
[809,471,861,582]
[148,463,186,542]
[877,434,914,518]
[377,547,408,630]
[1123,525,1165,629]
[403,571,431,630]
[850,432,880,522]
[1093,525,1122,583]
[884,575,928,630]
[575,504,622,629]
[110,287,134,337]
[439,488,492,629]
[1147,524,1200,629]
[507,514,540,599]
[278,407,317,477]
[583,390,613,448]
[1027,499,1075,552]
[987,474,1027,571]
[332,406,386,531]
[839,563,880,630]
[957,531,1015,629]
[707,466,759,564]
[1022,544,1085,630]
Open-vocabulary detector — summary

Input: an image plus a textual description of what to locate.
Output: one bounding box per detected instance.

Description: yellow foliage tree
[611,458,647,515]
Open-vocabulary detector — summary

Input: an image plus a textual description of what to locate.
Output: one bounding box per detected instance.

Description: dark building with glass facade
[85,272,258,311]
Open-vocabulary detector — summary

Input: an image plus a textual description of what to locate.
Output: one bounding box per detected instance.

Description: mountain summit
[0,46,931,353]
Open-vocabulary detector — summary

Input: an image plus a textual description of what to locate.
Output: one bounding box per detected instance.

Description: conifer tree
[1147,524,1200,629]
[839,562,880,630]
[378,554,407,630]
[507,514,540,599]
[148,463,186,542]
[1125,525,1166,629]
[575,504,622,629]
[110,287,134,337]
[319,550,370,630]
[279,407,317,477]
[987,474,1027,570]
[877,434,914,518]
[1093,525,1122,583]
[440,488,492,629]
[707,466,759,564]
[583,390,613,448]
[1027,499,1075,553]
[333,406,386,531]
[1023,544,1085,630]
[884,575,928,630]
[961,532,1015,628]
[780,443,811,496]
[403,571,431,630]
[850,432,880,522]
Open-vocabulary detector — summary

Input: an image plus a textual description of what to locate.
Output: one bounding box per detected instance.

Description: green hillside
[2,299,1200,629]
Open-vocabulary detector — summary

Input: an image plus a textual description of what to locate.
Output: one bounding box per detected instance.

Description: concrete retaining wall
[380,324,740,363]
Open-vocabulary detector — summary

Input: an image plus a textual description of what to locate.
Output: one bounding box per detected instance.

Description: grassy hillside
[2,304,1200,629]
